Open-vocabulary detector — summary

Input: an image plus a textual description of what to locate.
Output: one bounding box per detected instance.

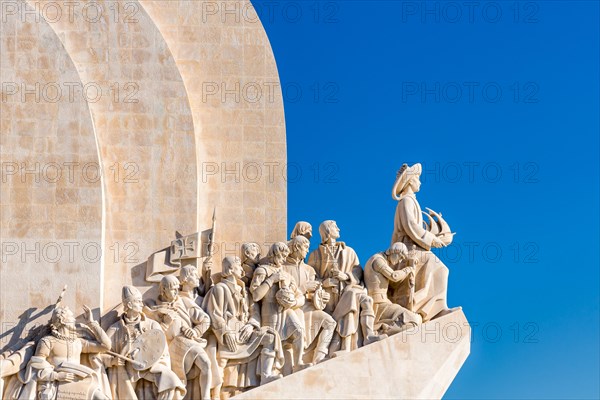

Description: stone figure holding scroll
[26,305,111,400]
[391,163,454,322]
[204,256,283,396]
[307,221,385,354]
[364,242,422,335]
[106,286,185,400]
[283,235,336,364]
[146,276,213,400]
[250,242,309,373]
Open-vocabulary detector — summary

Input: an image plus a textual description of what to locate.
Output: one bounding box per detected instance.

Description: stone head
[290,221,313,240]
[385,242,409,267]
[289,235,310,260]
[159,275,180,302]
[319,220,340,243]
[241,242,261,264]
[122,285,144,314]
[267,242,290,267]
[50,305,76,331]
[180,265,200,289]
[222,256,243,280]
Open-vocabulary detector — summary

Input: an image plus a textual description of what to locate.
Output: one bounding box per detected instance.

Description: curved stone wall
[0,9,103,342]
[0,0,286,343]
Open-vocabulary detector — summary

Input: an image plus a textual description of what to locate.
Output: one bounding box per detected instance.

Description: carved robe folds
[308,244,370,344]
[25,323,111,400]
[106,315,185,399]
[364,253,421,333]
[250,265,305,342]
[282,259,336,358]
[391,193,449,321]
[204,280,283,390]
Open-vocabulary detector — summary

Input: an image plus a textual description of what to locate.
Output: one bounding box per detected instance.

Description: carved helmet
[122,285,142,303]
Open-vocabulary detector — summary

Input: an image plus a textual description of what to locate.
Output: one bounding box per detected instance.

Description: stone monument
[1,1,469,398]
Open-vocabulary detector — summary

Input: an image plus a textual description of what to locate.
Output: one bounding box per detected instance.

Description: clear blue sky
[253,0,600,398]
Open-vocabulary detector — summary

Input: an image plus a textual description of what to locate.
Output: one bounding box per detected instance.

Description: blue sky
[253,1,600,398]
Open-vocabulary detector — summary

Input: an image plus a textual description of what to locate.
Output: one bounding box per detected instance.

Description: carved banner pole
[203,207,217,291]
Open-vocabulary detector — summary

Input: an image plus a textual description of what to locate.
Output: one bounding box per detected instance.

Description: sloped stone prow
[234,310,471,400]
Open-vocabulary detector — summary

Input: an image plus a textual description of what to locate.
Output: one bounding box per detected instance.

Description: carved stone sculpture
[240,243,262,288]
[27,305,111,400]
[250,243,309,373]
[204,256,283,397]
[283,236,336,364]
[146,277,213,399]
[179,265,205,308]
[390,163,455,321]
[0,335,38,398]
[106,286,185,400]
[307,221,385,354]
[289,221,313,240]
[364,242,422,335]
[0,163,467,399]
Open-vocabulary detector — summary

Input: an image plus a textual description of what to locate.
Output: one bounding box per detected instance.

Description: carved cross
[171,237,196,260]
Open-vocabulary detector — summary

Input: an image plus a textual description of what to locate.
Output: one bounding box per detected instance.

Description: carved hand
[224,333,238,352]
[182,327,198,339]
[306,281,320,292]
[239,324,254,342]
[162,311,176,324]
[269,272,280,283]
[203,258,213,271]
[56,372,75,382]
[331,269,348,281]
[431,237,445,248]
[82,304,94,324]
[112,355,126,367]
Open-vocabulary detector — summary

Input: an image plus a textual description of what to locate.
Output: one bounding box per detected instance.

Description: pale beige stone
[234,310,471,400]
[0,13,103,335]
[390,163,455,322]
[1,2,471,398]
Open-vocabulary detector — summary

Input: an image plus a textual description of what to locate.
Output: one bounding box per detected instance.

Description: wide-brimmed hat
[392,163,422,200]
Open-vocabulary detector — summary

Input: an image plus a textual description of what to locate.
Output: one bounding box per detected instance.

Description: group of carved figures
[0,163,457,400]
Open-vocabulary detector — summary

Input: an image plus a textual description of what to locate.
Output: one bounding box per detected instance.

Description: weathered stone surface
[0,11,103,337]
[0,0,286,341]
[234,310,471,400]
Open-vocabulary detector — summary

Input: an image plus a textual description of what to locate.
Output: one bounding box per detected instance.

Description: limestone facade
[0,0,286,338]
